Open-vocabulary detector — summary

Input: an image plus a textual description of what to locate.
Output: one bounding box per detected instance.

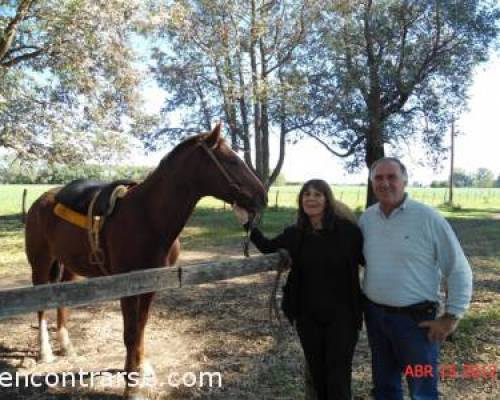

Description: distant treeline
[430,168,500,188]
[0,162,152,184]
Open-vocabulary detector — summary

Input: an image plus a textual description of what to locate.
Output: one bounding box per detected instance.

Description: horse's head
[193,123,267,213]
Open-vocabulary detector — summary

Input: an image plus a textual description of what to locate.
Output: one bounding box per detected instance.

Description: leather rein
[198,140,256,257]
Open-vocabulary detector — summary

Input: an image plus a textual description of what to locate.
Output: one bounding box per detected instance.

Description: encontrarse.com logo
[0,370,223,389]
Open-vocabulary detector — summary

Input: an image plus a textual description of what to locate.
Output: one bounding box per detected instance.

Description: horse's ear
[205,122,222,148]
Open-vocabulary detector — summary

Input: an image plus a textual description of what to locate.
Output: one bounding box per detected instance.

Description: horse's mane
[157,130,227,170]
[157,133,207,168]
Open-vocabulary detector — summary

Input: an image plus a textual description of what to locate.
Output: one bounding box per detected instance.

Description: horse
[25,123,267,399]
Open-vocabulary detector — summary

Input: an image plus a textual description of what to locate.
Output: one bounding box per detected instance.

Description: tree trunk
[362,0,386,207]
[250,0,263,181]
[365,128,385,207]
[267,125,286,190]
[448,118,455,205]
[260,37,270,186]
[266,68,288,190]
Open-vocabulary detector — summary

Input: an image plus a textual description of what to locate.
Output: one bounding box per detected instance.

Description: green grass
[0,184,56,216]
[3,184,500,217]
[268,185,500,210]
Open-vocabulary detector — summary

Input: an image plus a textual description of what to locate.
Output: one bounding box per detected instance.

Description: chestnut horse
[25,124,267,399]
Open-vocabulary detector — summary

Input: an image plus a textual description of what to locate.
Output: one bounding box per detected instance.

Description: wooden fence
[0,253,284,320]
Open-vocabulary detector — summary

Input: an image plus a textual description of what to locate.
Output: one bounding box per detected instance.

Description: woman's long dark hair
[296,179,337,232]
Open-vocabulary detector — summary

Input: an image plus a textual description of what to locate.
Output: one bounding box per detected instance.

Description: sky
[141,54,500,185]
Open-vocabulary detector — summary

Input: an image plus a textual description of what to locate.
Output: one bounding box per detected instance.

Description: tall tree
[300,0,499,205]
[0,0,146,163]
[146,0,319,188]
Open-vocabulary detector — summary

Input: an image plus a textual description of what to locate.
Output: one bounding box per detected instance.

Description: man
[359,157,473,400]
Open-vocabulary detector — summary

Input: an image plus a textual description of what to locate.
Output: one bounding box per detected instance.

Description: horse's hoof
[124,387,150,400]
[125,395,148,400]
[38,352,55,364]
[60,345,77,357]
[19,357,37,369]
[140,360,156,379]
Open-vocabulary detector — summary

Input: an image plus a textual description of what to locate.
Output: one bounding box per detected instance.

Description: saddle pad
[55,178,136,216]
[53,203,90,229]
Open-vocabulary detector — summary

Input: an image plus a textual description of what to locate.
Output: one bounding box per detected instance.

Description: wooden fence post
[21,188,27,223]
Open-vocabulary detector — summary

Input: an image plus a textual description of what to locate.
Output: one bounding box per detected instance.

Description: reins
[243,212,256,257]
[269,248,292,325]
[198,139,256,257]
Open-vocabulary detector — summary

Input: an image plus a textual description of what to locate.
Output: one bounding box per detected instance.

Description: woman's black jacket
[250,217,364,330]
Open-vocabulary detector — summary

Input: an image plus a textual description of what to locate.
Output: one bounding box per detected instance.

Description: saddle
[55,178,136,217]
[53,179,137,272]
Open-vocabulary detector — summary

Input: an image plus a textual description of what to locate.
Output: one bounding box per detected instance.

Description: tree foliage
[299,0,499,204]
[430,167,497,188]
[146,0,320,187]
[0,156,152,184]
[474,167,495,188]
[452,168,473,188]
[144,0,498,199]
[2,0,497,202]
[0,0,147,163]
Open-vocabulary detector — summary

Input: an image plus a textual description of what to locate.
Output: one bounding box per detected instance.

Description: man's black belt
[365,296,437,317]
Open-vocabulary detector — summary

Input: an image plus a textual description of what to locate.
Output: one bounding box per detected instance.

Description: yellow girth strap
[54,203,89,229]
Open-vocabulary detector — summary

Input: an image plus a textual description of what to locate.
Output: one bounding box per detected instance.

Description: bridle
[198,139,257,257]
[198,140,242,194]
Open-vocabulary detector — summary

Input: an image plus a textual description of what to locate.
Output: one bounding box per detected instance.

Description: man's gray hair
[370,157,408,182]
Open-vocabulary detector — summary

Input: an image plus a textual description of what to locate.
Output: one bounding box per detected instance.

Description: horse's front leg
[121,293,156,400]
[38,310,55,363]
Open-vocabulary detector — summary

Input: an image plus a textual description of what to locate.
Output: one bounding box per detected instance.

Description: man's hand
[232,203,249,225]
[418,316,459,343]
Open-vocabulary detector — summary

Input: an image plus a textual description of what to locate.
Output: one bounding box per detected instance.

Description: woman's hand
[232,203,249,225]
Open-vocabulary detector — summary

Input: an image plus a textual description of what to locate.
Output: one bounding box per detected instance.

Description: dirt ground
[0,244,498,399]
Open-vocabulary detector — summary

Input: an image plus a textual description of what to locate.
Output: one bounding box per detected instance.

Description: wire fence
[262,186,500,210]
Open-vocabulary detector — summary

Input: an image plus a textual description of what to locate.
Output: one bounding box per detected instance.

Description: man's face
[372,161,407,210]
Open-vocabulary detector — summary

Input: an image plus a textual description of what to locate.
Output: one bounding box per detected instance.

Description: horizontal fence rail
[0,253,283,320]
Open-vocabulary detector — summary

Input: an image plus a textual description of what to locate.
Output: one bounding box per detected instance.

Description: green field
[2,184,500,217]
[1,183,500,256]
[268,185,500,210]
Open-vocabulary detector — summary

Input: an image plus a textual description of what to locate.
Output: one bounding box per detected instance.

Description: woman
[233,179,363,400]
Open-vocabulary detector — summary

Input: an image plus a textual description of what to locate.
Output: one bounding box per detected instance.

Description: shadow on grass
[181,207,297,249]
[0,214,24,237]
[427,206,500,259]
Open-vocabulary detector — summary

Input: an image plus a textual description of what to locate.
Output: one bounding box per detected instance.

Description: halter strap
[198,140,241,192]
[198,139,259,258]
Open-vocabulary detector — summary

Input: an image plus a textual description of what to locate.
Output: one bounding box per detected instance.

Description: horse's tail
[21,188,27,224]
[49,260,63,283]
